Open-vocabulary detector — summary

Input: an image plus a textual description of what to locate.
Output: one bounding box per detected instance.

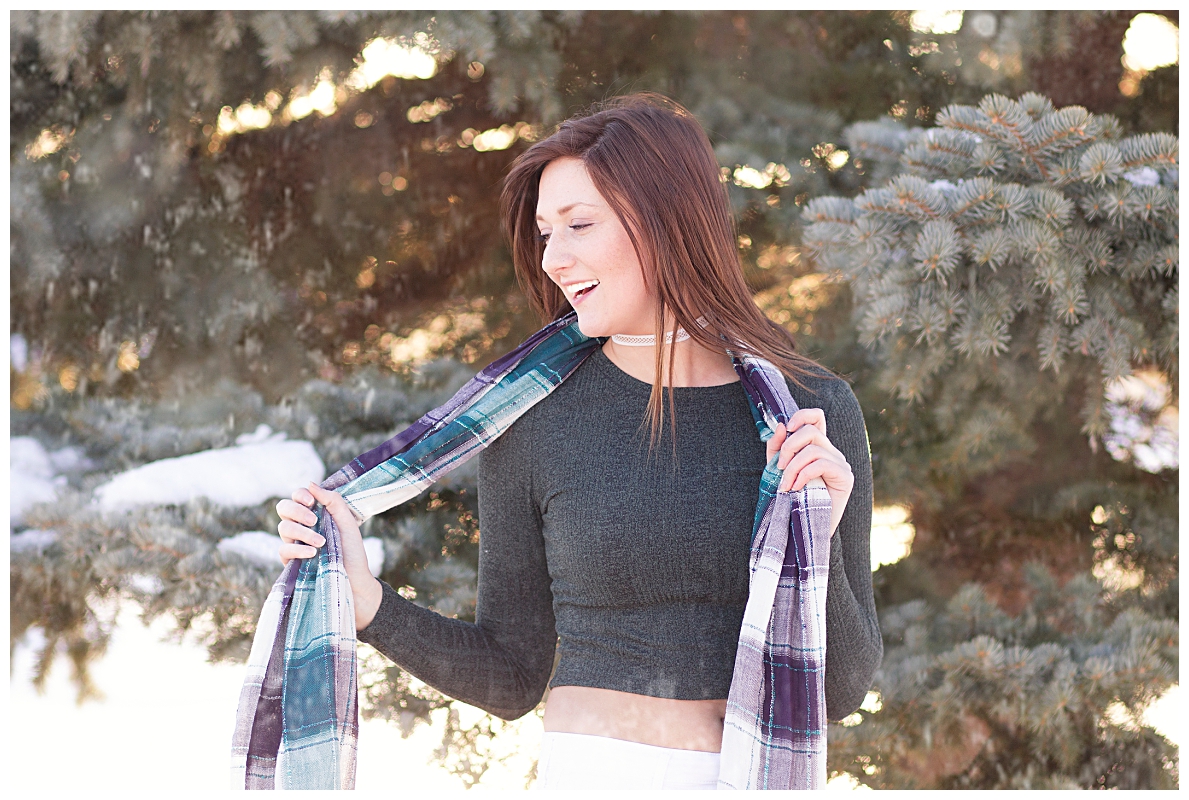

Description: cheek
[605,234,645,286]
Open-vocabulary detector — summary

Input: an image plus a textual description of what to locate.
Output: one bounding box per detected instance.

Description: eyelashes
[535,223,592,244]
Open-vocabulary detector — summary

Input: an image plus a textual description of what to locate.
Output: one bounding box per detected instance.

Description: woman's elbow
[471,660,550,721]
[489,703,540,722]
[483,688,546,721]
[825,636,884,720]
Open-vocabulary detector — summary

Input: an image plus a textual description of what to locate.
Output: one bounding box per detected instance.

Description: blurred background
[9,9,1179,791]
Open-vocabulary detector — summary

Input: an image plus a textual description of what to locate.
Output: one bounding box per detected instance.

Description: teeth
[569,279,600,295]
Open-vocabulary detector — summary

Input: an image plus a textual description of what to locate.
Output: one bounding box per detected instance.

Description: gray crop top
[357,344,882,720]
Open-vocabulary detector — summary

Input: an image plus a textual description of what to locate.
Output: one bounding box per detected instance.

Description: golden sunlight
[870,505,915,570]
[345,34,438,91]
[733,162,792,190]
[116,341,140,373]
[734,165,772,189]
[1122,13,1179,73]
[286,69,339,121]
[462,123,536,152]
[208,31,441,143]
[910,10,963,36]
[25,126,72,160]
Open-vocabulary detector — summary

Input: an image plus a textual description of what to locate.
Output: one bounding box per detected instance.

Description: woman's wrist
[351,573,384,631]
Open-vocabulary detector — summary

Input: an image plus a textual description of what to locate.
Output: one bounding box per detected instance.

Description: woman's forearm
[357,579,557,720]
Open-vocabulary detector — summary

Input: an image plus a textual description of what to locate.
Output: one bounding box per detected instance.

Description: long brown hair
[499,92,828,452]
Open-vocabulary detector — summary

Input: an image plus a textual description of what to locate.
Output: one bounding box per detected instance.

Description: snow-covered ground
[10,608,1179,792]
[9,601,541,792]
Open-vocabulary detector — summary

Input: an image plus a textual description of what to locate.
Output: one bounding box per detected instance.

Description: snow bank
[94,426,325,510]
[11,529,59,554]
[11,437,66,527]
[11,332,28,372]
[217,530,386,577]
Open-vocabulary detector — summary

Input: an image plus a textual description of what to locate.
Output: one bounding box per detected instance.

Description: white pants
[534,731,721,790]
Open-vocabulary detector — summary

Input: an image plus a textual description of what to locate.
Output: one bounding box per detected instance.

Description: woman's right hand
[276,484,384,630]
[277,486,325,565]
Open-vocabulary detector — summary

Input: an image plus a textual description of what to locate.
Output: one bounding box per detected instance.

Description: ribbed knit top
[358,344,882,720]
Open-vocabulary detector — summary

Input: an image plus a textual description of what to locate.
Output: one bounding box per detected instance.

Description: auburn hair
[499,92,828,453]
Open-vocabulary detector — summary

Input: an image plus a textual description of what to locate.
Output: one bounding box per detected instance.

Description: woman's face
[535,157,655,338]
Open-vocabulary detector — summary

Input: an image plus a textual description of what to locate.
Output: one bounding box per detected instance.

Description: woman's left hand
[766,409,854,537]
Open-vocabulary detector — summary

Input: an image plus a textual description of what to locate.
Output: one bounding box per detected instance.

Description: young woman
[275,93,881,790]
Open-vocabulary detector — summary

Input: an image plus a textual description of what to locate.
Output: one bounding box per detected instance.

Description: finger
[789,458,852,493]
[766,422,787,461]
[778,444,844,489]
[308,482,344,509]
[279,519,325,548]
[776,424,840,470]
[786,408,827,439]
[291,487,316,507]
[279,541,319,564]
[308,483,361,528]
[277,498,318,526]
[781,449,853,492]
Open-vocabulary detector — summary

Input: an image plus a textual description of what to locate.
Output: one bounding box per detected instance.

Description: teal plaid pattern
[232,311,831,789]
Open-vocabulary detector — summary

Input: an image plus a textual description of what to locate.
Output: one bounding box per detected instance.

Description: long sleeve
[811,378,884,720]
[356,410,557,721]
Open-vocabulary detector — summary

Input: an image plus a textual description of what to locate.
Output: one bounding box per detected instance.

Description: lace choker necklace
[610,316,709,346]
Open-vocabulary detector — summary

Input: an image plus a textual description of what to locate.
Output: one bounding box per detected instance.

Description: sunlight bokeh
[346,34,439,90]
[1122,13,1179,73]
[870,504,915,570]
[910,10,964,36]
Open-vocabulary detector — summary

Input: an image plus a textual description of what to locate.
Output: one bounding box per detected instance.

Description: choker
[610,316,709,346]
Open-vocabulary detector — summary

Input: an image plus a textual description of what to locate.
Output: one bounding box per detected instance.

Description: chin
[573,312,608,340]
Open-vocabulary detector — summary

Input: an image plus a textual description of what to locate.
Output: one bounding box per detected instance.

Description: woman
[275,93,881,790]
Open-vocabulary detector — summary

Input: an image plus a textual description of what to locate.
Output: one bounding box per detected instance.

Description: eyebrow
[535,201,598,221]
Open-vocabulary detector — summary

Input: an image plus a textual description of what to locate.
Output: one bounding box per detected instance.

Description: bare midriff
[542,686,727,752]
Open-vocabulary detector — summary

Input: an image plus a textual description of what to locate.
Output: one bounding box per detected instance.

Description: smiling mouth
[574,284,597,299]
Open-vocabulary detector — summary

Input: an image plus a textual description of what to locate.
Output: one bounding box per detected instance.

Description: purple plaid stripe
[233,311,831,790]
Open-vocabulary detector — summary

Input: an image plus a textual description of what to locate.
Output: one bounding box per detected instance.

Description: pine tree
[12,363,483,724]
[830,570,1178,789]
[11,11,1177,787]
[803,92,1178,788]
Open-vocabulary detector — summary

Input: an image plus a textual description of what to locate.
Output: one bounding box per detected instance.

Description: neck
[601,315,739,388]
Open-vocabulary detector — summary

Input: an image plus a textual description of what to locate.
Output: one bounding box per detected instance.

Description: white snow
[11,529,59,554]
[10,436,66,527]
[1123,167,1160,187]
[216,530,281,567]
[235,423,279,445]
[94,426,325,510]
[127,574,164,594]
[217,530,386,577]
[362,537,386,577]
[11,332,28,372]
[1103,372,1179,473]
[49,445,93,473]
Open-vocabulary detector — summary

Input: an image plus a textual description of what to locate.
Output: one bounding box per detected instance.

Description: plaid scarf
[231,310,831,790]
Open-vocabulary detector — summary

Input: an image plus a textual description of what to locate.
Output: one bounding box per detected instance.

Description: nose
[540,234,574,281]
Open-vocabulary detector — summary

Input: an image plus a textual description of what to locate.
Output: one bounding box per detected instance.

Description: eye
[570,223,592,232]
[535,231,551,243]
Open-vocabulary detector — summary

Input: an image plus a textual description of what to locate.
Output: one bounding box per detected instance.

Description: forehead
[536,157,605,217]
